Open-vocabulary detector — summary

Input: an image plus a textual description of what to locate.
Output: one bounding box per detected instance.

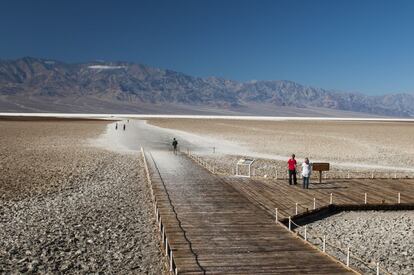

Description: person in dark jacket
[172,138,178,154]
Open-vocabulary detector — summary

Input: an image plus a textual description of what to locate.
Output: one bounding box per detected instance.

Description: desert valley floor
[0,117,413,274]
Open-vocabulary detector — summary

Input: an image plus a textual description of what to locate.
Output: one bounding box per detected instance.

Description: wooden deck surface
[145,151,355,274]
[223,176,414,219]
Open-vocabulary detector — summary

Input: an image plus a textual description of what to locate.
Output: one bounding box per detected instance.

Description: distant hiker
[288,154,297,185]
[302,157,312,189]
[123,124,126,131]
[115,123,118,130]
[127,119,129,123]
[172,138,178,154]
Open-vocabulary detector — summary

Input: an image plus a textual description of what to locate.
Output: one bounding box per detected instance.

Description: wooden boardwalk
[223,176,414,219]
[145,150,354,274]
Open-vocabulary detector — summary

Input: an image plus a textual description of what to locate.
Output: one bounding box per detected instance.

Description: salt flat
[1,116,412,274]
[0,120,166,274]
[1,112,414,122]
[147,118,414,172]
[303,211,414,274]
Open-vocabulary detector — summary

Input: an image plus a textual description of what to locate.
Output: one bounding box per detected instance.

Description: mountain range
[0,57,413,117]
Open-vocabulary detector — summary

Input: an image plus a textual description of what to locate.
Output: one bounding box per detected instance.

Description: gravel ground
[298,211,414,274]
[0,120,166,274]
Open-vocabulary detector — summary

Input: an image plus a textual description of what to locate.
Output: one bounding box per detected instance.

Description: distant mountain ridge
[0,56,413,117]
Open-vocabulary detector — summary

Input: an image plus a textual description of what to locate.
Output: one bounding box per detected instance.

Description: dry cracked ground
[0,120,166,274]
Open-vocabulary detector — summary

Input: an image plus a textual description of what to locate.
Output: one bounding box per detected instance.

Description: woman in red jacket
[288,154,297,185]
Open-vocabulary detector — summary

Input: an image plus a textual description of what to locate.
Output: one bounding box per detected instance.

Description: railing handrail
[184,148,414,179]
[287,203,395,275]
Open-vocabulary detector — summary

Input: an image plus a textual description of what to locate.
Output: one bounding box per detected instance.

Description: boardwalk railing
[284,192,406,217]
[141,147,179,275]
[185,149,218,175]
[184,149,414,179]
[183,148,411,274]
[287,217,389,275]
[275,197,414,275]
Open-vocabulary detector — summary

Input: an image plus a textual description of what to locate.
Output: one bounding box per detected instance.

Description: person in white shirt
[302,157,311,189]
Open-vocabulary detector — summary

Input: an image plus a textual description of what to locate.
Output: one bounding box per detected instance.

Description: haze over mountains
[0,57,413,117]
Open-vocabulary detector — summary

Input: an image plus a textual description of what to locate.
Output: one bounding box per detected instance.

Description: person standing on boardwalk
[288,154,297,185]
[123,124,126,131]
[115,123,118,130]
[172,138,178,154]
[302,157,311,189]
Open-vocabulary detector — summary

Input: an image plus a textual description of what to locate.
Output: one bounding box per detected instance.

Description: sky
[0,0,413,95]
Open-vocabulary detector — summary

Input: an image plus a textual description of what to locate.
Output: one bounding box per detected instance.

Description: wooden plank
[312,163,330,171]
[144,151,356,274]
[225,176,414,219]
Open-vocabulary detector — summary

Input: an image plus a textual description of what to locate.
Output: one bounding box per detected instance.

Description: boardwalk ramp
[144,150,354,274]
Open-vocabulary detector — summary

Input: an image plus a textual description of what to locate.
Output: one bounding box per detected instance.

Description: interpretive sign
[312,162,330,183]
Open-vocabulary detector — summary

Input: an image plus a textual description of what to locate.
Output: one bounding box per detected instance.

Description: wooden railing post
[165,238,168,256]
[346,246,350,267]
[322,235,326,252]
[275,208,278,222]
[170,249,173,271]
[288,216,291,231]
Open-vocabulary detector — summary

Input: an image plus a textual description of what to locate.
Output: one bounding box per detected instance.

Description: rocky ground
[0,120,166,274]
[298,211,414,274]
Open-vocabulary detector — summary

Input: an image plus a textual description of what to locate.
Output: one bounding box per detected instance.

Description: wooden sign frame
[312,162,330,183]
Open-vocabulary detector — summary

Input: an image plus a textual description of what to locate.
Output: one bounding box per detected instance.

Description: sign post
[312,163,330,183]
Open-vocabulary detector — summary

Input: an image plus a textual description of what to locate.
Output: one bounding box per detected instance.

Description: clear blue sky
[1,0,413,95]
